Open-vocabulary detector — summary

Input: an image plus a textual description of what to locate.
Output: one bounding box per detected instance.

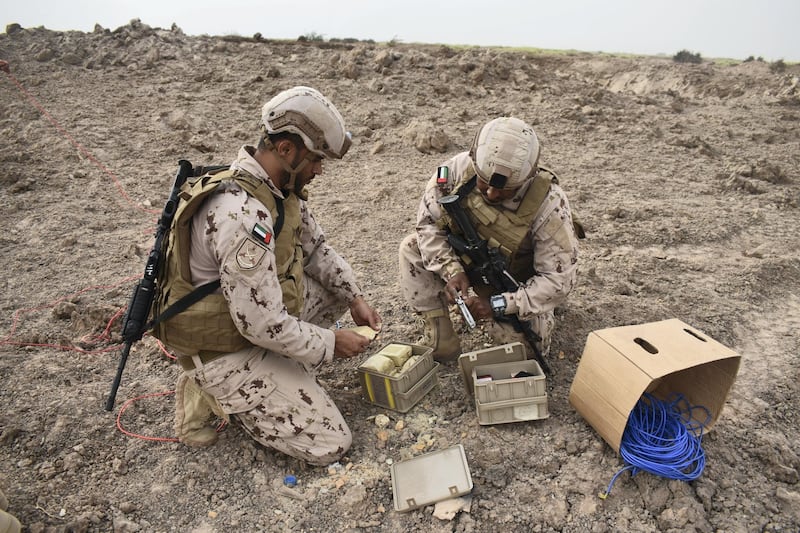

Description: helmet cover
[261,86,351,159]
[470,117,540,189]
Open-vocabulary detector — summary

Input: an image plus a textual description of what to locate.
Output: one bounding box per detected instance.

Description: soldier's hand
[349,296,382,331]
[465,295,493,320]
[444,272,470,304]
[334,329,371,359]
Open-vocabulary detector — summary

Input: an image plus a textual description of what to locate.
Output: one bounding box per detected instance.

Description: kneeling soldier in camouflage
[155,87,381,465]
[399,117,581,363]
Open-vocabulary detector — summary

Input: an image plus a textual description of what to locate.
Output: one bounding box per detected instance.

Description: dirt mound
[1,20,799,532]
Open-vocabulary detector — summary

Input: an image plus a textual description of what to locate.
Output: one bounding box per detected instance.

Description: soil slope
[1,20,799,533]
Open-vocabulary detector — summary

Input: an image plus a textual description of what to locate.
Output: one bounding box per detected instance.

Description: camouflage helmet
[261,86,352,159]
[469,117,540,189]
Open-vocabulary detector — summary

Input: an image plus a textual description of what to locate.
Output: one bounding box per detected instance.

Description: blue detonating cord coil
[600,392,711,498]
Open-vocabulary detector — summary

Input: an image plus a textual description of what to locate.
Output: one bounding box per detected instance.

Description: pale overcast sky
[3,0,798,61]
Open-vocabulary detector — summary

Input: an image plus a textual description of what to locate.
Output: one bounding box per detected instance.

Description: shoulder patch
[236,239,267,270]
[252,223,273,245]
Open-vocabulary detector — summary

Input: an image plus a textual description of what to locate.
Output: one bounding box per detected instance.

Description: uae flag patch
[252,223,273,244]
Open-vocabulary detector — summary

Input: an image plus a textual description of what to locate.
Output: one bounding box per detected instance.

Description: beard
[293,176,307,195]
[288,151,314,195]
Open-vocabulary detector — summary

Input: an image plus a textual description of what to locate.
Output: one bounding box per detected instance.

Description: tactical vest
[438,163,562,283]
[151,169,304,356]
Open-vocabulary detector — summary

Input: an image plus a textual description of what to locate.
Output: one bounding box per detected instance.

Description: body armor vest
[439,162,559,283]
[152,169,304,356]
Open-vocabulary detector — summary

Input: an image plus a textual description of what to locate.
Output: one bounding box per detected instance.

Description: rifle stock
[438,193,552,375]
[105,160,194,411]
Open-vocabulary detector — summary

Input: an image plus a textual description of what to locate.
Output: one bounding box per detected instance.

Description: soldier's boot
[420,308,462,362]
[174,373,228,448]
[0,488,21,533]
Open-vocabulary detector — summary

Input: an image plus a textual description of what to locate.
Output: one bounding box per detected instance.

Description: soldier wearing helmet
[399,117,582,363]
[160,86,381,465]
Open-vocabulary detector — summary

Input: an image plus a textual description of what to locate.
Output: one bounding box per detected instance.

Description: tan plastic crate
[389,363,440,413]
[476,395,550,425]
[457,342,549,425]
[472,359,546,403]
[458,342,527,396]
[357,343,437,412]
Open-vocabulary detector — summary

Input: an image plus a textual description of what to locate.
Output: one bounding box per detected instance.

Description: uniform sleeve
[200,185,336,367]
[505,183,580,318]
[415,165,467,282]
[299,201,364,304]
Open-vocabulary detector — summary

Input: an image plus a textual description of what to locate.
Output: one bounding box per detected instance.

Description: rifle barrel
[105,342,132,411]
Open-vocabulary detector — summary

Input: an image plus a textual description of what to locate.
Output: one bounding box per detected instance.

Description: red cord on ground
[116,391,180,443]
[1,57,218,443]
[116,391,227,443]
[0,58,157,216]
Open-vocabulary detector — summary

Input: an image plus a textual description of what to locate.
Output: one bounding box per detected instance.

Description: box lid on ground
[568,318,741,453]
[391,444,473,512]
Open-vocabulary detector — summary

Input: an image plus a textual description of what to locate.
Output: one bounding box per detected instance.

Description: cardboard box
[568,318,741,453]
[358,343,439,413]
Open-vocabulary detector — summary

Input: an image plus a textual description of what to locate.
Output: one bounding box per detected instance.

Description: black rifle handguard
[121,278,155,343]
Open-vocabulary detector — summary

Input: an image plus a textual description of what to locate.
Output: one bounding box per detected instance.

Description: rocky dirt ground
[1,19,799,533]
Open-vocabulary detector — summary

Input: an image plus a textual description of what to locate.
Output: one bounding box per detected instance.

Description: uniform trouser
[398,233,554,356]
[182,275,351,466]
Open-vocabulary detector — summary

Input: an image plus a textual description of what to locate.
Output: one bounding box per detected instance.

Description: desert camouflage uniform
[179,146,362,465]
[399,152,580,356]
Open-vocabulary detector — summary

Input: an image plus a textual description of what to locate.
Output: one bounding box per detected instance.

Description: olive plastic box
[458,342,549,425]
[357,343,439,413]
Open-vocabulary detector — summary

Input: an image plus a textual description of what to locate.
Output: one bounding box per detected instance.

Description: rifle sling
[273,195,285,237]
[147,279,221,331]
[457,175,477,199]
[149,171,290,333]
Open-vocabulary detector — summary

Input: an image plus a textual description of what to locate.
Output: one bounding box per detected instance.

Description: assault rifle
[105,160,227,411]
[438,192,552,375]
